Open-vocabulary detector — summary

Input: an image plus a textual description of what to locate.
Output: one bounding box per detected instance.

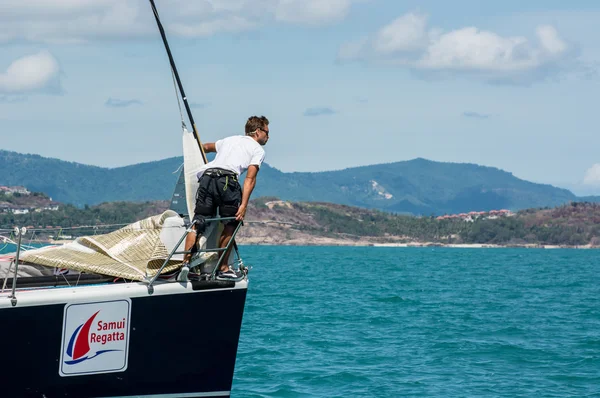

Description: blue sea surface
[0,242,46,255]
[233,246,600,397]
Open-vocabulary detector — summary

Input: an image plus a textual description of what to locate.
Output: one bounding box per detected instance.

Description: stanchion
[9,226,26,307]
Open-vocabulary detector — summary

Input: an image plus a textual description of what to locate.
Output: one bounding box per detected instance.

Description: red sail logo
[64,310,123,365]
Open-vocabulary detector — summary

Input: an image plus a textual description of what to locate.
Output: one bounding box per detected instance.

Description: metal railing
[8,227,26,307]
[3,216,246,301]
[145,216,245,288]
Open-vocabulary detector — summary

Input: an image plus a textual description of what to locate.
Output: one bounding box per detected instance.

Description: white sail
[182,126,219,251]
[182,126,203,219]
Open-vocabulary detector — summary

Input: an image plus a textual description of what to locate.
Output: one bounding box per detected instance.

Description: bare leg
[218,223,236,271]
[182,226,198,264]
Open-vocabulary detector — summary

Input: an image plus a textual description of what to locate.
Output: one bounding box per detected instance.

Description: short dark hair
[245,116,269,136]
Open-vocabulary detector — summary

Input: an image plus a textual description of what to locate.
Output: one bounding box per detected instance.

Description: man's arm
[203,143,216,153]
[236,165,259,221]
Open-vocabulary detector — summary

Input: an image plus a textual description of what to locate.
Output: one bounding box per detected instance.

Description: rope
[1,220,294,236]
[171,68,186,129]
[2,223,130,233]
[59,270,71,287]
[172,161,184,175]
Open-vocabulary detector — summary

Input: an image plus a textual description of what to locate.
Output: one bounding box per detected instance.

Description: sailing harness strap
[204,168,238,191]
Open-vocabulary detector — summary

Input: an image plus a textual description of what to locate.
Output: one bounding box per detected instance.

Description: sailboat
[0,2,248,397]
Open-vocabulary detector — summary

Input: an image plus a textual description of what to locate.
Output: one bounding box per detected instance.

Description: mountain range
[1,149,597,215]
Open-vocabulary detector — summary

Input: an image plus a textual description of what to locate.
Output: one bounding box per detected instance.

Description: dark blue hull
[0,280,247,397]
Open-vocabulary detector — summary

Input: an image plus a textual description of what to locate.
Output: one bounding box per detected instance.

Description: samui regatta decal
[59,299,131,377]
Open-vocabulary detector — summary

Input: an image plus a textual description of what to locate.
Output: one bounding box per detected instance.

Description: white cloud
[338,12,574,83]
[583,164,600,186]
[169,16,258,38]
[372,13,428,55]
[0,51,62,95]
[536,25,567,55]
[0,1,143,43]
[275,0,352,25]
[0,0,357,43]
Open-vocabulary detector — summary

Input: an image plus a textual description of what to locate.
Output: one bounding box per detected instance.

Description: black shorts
[192,168,241,233]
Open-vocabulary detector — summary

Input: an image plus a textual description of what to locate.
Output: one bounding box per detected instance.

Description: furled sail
[18,210,187,281]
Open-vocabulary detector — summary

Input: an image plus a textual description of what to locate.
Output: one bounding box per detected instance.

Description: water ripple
[233,247,600,397]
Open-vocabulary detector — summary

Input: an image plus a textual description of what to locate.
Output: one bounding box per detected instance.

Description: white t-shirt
[196,135,265,179]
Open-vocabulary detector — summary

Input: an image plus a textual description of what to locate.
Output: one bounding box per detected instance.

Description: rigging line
[171,67,185,128]
[0,235,11,250]
[172,161,184,175]
[19,223,131,232]
[59,270,71,287]
[148,0,207,164]
[27,229,37,247]
[0,224,193,237]
[0,235,37,250]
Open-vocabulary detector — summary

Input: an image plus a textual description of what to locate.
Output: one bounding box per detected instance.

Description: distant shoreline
[2,241,597,257]
[19,236,600,250]
[369,242,598,249]
[236,236,599,249]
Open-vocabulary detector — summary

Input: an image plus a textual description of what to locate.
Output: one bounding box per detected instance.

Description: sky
[0,0,599,196]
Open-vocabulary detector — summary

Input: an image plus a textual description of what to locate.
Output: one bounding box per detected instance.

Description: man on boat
[182,116,269,279]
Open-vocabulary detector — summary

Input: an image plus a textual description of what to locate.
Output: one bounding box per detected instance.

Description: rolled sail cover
[19,210,186,281]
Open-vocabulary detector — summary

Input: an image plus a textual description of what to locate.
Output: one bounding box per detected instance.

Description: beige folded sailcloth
[19,210,187,281]
[16,127,218,281]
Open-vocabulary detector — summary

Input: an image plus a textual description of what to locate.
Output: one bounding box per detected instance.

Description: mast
[149,0,240,253]
[148,0,207,164]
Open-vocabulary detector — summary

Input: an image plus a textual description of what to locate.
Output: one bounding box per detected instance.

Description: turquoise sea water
[0,242,46,255]
[233,246,600,397]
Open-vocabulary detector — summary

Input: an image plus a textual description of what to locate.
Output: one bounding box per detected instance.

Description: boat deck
[0,254,246,306]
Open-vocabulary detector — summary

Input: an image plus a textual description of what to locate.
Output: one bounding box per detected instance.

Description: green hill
[251,158,590,215]
[1,150,598,214]
[0,150,182,206]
